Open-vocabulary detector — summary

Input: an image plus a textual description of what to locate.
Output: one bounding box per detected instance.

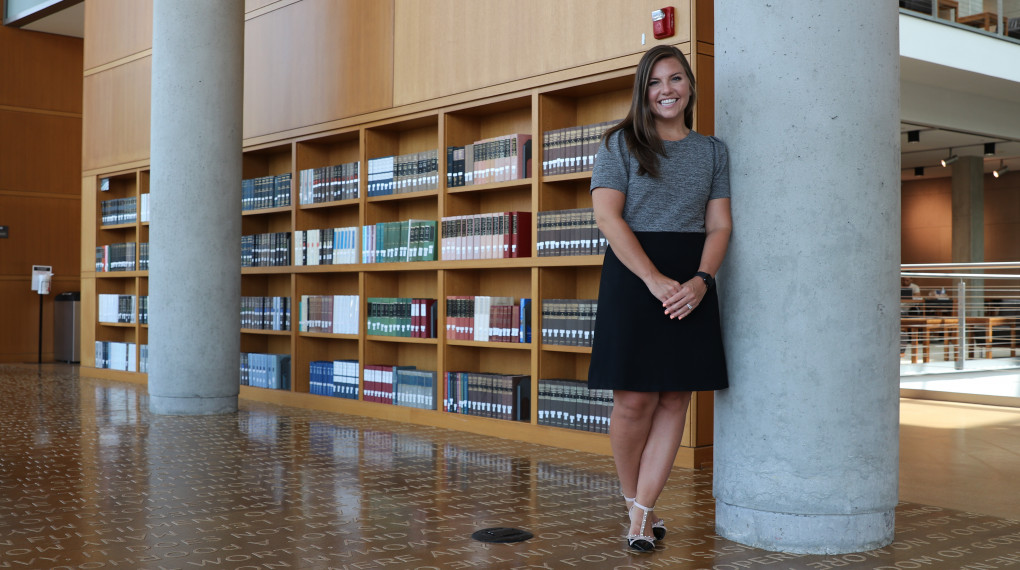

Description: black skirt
[587,232,728,392]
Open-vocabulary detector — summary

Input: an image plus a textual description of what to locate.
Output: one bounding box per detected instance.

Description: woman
[588,44,731,552]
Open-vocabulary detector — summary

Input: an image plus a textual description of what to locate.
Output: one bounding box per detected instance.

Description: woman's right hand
[644,272,681,307]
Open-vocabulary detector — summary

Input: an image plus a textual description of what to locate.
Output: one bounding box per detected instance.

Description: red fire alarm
[652,7,675,39]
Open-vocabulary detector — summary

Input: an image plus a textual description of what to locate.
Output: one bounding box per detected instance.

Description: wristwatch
[695,271,715,290]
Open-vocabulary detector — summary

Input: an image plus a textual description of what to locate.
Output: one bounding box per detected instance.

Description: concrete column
[951,156,984,264]
[713,2,901,554]
[148,0,244,415]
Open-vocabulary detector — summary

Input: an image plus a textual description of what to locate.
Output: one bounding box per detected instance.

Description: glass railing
[901,263,1020,371]
[900,0,1020,39]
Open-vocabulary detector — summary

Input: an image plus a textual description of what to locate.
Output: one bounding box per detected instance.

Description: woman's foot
[626,501,657,551]
[623,494,665,541]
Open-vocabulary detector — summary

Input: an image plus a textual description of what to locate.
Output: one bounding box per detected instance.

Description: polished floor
[1,364,1019,569]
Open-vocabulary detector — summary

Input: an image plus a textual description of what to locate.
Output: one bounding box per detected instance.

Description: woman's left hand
[663,277,707,320]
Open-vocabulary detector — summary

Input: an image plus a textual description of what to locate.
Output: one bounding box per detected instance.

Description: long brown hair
[604,45,697,178]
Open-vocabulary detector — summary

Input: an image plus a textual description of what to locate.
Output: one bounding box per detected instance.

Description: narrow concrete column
[714,2,901,554]
[951,156,984,264]
[148,0,244,415]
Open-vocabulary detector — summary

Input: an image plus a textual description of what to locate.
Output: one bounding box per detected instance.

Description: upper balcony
[900,0,1020,41]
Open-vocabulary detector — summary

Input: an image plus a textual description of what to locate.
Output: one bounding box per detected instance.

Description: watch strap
[695,271,714,290]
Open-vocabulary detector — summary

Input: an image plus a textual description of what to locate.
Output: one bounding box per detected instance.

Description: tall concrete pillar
[148,0,244,415]
[713,2,901,554]
[952,156,984,264]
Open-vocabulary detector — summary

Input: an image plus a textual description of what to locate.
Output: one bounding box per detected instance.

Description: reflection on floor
[1,363,1019,569]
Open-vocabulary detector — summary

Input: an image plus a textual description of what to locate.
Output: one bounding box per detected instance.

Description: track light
[985,142,996,156]
[908,130,920,144]
[993,161,1009,178]
[941,149,958,167]
[914,167,925,176]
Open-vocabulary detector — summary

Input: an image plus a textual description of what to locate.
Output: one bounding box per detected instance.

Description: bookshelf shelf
[242,206,291,217]
[446,179,532,195]
[541,345,592,354]
[241,329,292,336]
[83,53,717,468]
[447,340,532,350]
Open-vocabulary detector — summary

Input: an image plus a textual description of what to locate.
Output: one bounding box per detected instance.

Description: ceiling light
[908,130,920,144]
[985,142,996,156]
[914,167,924,176]
[941,149,958,167]
[993,161,1009,178]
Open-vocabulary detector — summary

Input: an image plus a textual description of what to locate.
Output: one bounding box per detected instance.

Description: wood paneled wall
[0,9,83,363]
[392,0,691,107]
[901,172,1020,264]
[243,0,394,139]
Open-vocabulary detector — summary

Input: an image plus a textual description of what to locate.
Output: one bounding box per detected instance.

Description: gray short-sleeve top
[589,130,730,232]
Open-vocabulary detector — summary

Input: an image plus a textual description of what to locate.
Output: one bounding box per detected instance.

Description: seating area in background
[901,294,1020,365]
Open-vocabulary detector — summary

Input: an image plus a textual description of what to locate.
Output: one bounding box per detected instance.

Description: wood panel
[243,0,394,139]
[0,110,81,194]
[393,0,691,106]
[902,178,952,264]
[0,276,80,363]
[83,0,152,71]
[984,172,1020,262]
[0,23,83,112]
[82,57,152,172]
[0,194,80,277]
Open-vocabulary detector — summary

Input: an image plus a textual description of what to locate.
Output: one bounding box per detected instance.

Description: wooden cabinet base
[79,367,711,469]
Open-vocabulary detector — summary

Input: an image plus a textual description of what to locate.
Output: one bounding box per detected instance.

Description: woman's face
[645,57,691,126]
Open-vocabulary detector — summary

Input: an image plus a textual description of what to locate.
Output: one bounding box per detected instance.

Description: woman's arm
[591,187,682,305]
[661,198,732,319]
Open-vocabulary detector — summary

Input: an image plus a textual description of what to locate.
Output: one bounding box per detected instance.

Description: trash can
[54,291,80,363]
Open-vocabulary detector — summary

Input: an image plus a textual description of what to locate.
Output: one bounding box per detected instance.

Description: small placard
[0,225,7,238]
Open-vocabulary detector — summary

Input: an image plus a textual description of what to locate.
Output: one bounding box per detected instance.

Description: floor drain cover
[471,527,533,543]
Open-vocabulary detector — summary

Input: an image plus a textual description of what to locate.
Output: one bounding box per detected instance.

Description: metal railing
[900,0,1020,40]
[901,262,1020,370]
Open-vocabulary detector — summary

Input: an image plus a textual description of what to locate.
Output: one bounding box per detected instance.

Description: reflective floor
[1,363,1019,569]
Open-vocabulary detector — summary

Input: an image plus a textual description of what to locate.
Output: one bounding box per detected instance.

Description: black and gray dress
[587,130,730,392]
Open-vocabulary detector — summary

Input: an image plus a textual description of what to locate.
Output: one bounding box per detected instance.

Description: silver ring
[686,303,694,310]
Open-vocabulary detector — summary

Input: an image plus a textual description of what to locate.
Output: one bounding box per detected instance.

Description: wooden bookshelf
[82,53,715,469]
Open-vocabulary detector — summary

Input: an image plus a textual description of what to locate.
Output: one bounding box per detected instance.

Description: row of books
[309,360,359,399]
[440,211,531,260]
[98,294,136,324]
[364,365,438,410]
[536,208,608,257]
[366,297,438,338]
[298,294,359,334]
[240,352,291,390]
[242,173,292,211]
[293,227,359,266]
[542,120,618,176]
[139,295,148,325]
[446,133,532,187]
[366,150,440,197]
[361,220,437,263]
[95,242,136,272]
[444,371,530,422]
[100,197,137,226]
[445,296,532,343]
[542,299,597,347]
[241,232,291,267]
[537,379,613,434]
[241,296,291,331]
[299,161,360,204]
[94,341,138,372]
[139,242,149,271]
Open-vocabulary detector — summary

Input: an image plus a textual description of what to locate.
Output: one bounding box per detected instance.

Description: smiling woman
[587,44,732,552]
